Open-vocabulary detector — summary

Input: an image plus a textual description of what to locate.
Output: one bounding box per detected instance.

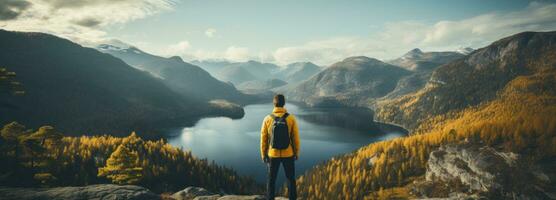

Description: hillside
[380,49,466,99]
[97,44,250,103]
[0,30,233,138]
[388,48,466,72]
[293,31,556,199]
[286,56,411,107]
[376,31,556,131]
[214,65,259,86]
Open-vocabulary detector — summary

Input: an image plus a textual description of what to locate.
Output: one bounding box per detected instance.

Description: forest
[291,70,556,199]
[0,122,263,194]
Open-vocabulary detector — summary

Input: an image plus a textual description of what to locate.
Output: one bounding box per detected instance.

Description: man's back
[260,106,300,160]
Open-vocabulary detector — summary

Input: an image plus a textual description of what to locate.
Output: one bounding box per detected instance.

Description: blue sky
[109,0,530,51]
[2,0,556,65]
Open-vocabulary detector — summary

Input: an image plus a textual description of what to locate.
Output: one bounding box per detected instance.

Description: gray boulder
[0,184,160,200]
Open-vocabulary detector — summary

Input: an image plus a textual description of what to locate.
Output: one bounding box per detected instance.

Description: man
[260,94,300,200]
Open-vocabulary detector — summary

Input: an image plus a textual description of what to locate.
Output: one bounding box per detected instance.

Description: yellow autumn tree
[98,144,143,184]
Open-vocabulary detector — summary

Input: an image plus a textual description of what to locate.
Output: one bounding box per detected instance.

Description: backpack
[270,113,292,150]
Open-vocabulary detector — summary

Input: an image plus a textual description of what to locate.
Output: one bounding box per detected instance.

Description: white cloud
[0,0,175,45]
[166,40,191,55]
[271,2,556,65]
[224,46,249,61]
[205,28,216,38]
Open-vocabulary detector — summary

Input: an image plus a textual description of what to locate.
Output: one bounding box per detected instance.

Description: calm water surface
[168,103,406,184]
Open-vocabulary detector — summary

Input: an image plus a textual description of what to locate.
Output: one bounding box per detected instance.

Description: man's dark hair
[273,94,285,107]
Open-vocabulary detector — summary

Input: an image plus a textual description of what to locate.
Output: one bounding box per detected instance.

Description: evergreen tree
[98,144,143,184]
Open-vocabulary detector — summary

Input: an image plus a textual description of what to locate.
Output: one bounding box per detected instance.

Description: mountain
[190,60,232,76]
[229,60,280,77]
[388,48,466,71]
[0,30,234,137]
[214,65,258,86]
[376,31,556,131]
[294,31,556,199]
[379,49,466,99]
[97,44,250,103]
[285,56,411,107]
[193,60,281,84]
[277,62,322,85]
[237,78,287,92]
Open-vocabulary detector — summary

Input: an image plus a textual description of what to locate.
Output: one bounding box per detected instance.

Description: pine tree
[98,144,143,184]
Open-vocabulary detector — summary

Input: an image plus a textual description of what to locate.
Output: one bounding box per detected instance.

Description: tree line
[0,123,263,194]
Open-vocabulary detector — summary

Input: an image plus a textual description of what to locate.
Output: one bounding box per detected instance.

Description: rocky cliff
[413,143,555,199]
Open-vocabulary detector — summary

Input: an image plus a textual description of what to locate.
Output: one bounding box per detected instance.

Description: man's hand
[263,156,270,163]
[294,155,298,161]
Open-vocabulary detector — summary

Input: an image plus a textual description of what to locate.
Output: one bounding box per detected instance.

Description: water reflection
[168,103,406,184]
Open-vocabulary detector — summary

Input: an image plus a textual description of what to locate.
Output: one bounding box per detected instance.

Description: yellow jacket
[260,107,300,160]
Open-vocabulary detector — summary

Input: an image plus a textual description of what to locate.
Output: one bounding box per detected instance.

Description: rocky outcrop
[171,186,289,200]
[0,184,160,200]
[172,187,216,200]
[414,144,555,199]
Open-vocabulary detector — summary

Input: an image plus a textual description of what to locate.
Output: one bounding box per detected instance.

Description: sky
[1,0,556,65]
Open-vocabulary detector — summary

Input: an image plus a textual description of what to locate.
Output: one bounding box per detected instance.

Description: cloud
[0,0,175,44]
[0,0,31,20]
[271,2,556,65]
[205,28,216,38]
[165,40,191,55]
[224,46,249,61]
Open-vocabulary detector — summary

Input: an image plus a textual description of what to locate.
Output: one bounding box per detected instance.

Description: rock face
[0,184,160,200]
[416,144,554,199]
[426,144,519,191]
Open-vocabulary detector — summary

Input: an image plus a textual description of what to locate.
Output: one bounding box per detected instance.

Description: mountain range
[283,47,471,107]
[193,60,322,91]
[0,30,243,137]
[97,44,250,103]
[376,31,556,130]
[284,56,412,107]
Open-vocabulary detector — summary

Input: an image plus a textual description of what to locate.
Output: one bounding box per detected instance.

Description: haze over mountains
[97,44,250,103]
[192,60,322,92]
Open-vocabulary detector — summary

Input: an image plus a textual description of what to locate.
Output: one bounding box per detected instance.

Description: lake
[168,103,407,185]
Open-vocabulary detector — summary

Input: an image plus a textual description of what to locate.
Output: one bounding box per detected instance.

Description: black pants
[267,157,296,200]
